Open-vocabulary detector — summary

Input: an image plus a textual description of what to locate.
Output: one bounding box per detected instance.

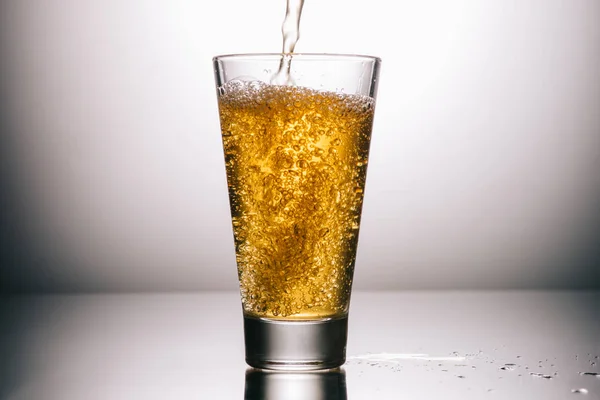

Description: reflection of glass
[244,368,347,400]
[214,54,380,370]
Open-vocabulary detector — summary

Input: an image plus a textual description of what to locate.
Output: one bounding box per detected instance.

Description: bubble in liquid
[297,159,308,168]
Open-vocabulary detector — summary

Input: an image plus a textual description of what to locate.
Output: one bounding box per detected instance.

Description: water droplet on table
[571,388,588,394]
[579,372,600,377]
[500,363,517,371]
[530,372,553,379]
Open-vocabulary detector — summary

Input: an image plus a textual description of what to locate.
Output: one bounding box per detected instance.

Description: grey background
[1,0,599,293]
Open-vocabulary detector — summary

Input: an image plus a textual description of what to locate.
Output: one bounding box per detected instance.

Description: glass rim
[213,53,381,63]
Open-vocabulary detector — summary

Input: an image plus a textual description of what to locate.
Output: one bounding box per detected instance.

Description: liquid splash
[348,353,467,364]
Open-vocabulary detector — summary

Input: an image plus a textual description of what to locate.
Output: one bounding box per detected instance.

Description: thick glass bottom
[243,315,348,371]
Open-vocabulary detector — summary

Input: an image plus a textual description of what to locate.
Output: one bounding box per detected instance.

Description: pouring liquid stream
[271,0,305,85]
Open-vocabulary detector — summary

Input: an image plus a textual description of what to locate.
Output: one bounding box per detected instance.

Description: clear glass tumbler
[213,53,381,370]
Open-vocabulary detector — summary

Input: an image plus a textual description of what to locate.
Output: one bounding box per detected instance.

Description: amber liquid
[218,81,375,320]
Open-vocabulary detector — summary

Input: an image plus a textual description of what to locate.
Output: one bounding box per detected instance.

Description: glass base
[243,315,348,371]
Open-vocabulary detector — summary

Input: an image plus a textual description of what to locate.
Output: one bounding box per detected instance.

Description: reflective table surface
[1,291,599,399]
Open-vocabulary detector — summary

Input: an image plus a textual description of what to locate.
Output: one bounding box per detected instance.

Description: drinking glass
[213,53,380,370]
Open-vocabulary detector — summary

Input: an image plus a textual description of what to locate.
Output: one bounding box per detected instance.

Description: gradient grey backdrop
[1,0,599,292]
